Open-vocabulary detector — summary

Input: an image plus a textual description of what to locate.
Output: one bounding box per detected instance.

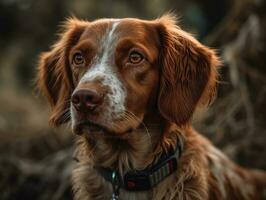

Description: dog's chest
[92,175,185,200]
[113,189,150,200]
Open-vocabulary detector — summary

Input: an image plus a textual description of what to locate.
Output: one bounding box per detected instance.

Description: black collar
[95,141,182,191]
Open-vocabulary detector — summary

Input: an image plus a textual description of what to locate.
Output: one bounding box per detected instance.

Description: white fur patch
[78,22,126,121]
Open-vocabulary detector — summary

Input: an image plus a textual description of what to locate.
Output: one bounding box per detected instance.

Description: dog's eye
[129,51,143,64]
[73,52,85,66]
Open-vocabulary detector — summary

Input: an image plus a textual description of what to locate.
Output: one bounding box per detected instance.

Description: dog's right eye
[72,52,85,66]
[128,51,143,64]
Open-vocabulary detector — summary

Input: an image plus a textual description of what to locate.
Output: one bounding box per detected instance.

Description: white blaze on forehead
[79,21,126,119]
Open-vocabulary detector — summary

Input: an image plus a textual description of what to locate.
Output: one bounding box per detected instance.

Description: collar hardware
[111,171,120,200]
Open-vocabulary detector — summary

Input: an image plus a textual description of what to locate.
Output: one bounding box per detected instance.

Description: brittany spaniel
[37,14,266,200]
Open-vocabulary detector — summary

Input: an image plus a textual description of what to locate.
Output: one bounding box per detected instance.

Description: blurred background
[0,0,266,199]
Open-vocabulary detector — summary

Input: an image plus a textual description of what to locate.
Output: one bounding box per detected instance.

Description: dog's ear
[37,18,86,126]
[155,14,220,126]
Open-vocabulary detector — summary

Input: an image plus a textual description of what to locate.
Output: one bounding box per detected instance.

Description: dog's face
[37,15,220,135]
[69,19,160,134]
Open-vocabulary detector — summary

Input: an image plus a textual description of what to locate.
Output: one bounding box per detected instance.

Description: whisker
[124,110,153,149]
[59,107,71,123]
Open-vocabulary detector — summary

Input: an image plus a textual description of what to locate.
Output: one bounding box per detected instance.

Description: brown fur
[37,14,266,199]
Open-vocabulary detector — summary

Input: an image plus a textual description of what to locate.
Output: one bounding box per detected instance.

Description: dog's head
[37,15,220,135]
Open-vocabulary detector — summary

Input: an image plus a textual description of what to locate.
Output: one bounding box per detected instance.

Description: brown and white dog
[37,14,266,200]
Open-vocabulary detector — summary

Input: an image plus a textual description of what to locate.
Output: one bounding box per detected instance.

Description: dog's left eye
[73,52,85,66]
[128,51,143,64]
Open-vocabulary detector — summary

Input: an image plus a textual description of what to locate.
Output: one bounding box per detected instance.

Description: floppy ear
[156,14,221,126]
[37,18,86,126]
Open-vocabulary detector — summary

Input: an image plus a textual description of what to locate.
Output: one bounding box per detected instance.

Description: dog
[37,14,266,200]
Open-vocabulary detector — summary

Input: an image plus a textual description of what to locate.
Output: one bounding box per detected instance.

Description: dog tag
[111,171,120,200]
[111,193,119,200]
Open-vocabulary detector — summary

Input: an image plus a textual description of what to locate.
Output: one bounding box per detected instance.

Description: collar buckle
[124,153,178,191]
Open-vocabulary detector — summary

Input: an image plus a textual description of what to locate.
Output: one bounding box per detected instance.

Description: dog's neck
[76,113,185,176]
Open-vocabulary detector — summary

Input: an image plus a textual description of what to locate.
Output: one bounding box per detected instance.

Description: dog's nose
[71,89,103,112]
